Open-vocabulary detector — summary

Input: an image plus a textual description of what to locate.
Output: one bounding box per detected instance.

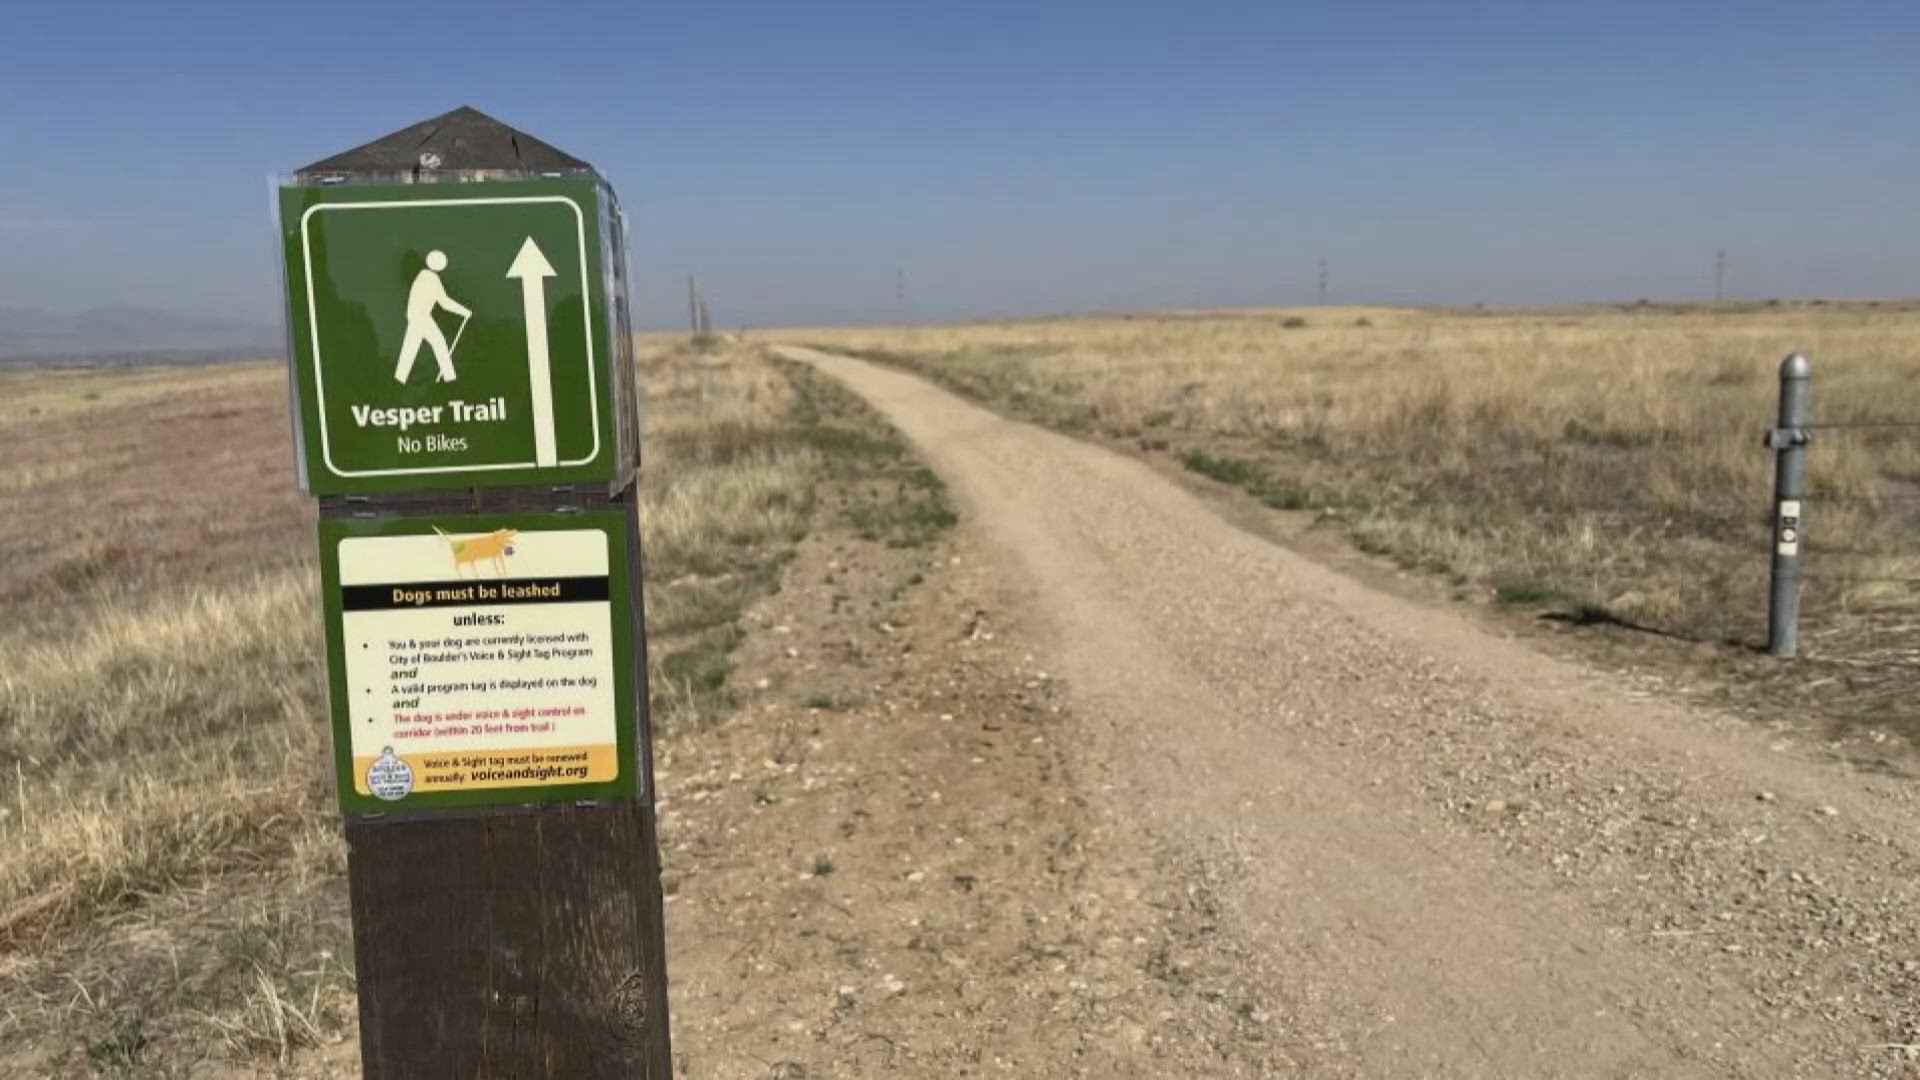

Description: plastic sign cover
[281,179,619,494]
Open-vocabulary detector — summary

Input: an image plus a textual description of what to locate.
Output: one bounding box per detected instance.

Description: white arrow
[506,236,559,467]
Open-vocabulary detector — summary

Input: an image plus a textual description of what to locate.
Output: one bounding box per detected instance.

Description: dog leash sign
[317,511,641,814]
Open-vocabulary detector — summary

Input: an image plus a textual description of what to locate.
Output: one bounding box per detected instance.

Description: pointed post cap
[293,106,596,184]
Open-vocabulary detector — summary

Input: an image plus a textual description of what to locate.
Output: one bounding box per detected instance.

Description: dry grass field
[798,301,1920,743]
[0,338,896,1075]
[6,300,1918,1072]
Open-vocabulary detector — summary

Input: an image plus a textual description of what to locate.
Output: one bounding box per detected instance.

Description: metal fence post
[1765,353,1812,657]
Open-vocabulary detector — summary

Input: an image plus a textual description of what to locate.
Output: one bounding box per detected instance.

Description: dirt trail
[776,345,1920,1078]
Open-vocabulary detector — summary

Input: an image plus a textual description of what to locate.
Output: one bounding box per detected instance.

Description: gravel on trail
[777,344,1920,1079]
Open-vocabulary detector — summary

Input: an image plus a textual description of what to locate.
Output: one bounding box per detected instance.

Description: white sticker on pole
[1777,499,1801,556]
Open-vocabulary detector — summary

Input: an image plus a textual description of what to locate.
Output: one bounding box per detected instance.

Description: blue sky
[2,0,1917,328]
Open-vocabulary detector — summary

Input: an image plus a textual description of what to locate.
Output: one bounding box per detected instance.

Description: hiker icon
[393,250,473,384]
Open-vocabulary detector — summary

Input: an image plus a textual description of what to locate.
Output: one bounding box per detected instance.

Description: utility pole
[1317,257,1328,306]
[1715,249,1727,303]
[688,275,714,343]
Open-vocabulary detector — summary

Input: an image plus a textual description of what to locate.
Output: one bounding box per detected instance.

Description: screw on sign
[277,107,669,1078]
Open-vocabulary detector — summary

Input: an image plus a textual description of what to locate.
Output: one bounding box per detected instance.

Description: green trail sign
[281,179,625,495]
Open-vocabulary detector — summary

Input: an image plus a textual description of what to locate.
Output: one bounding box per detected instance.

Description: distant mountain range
[0,305,282,360]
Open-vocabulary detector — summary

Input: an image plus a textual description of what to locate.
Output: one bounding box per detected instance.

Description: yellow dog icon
[433,527,519,577]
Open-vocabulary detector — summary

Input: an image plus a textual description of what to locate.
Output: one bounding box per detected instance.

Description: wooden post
[281,107,671,1077]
